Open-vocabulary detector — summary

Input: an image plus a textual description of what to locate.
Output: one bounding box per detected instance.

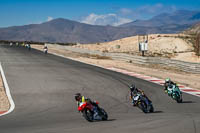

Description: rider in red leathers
[74,93,101,120]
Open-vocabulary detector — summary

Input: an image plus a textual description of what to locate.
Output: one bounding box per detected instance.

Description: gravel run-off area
[0,71,10,112]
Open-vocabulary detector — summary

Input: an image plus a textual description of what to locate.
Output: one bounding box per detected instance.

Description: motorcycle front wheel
[99,108,108,121]
[174,92,182,103]
[83,109,94,122]
[176,95,183,103]
[149,104,154,113]
[138,102,147,113]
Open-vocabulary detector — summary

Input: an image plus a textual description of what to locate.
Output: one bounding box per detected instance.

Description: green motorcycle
[166,84,183,103]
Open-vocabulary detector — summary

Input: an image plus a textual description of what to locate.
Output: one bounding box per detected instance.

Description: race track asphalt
[0,44,200,133]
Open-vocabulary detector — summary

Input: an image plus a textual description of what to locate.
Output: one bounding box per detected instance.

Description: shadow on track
[106,119,116,122]
[181,101,195,104]
[91,119,116,123]
[152,111,163,113]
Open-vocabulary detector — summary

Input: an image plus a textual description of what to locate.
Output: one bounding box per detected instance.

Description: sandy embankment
[32,43,200,91]
[0,72,10,112]
[75,34,200,63]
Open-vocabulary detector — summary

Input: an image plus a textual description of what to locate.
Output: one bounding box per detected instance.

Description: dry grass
[82,53,111,60]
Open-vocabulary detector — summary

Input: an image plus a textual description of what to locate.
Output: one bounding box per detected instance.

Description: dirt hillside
[74,34,200,63]
[184,22,200,34]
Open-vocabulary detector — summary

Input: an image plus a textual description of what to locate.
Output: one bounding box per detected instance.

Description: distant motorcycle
[27,44,31,51]
[166,84,182,103]
[43,48,48,54]
[78,100,108,122]
[9,43,13,47]
[133,93,154,113]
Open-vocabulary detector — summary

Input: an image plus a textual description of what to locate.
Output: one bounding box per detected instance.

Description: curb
[107,67,200,98]
[0,62,15,116]
[0,111,7,114]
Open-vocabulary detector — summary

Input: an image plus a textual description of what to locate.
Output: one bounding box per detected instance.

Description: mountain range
[120,10,200,27]
[0,10,199,44]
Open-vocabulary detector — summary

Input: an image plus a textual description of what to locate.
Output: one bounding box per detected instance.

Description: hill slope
[184,22,200,34]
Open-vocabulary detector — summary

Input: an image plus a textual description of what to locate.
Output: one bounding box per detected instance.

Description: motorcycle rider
[27,44,31,51]
[164,78,176,91]
[74,93,86,108]
[43,44,48,54]
[9,42,13,47]
[74,93,101,120]
[129,84,151,106]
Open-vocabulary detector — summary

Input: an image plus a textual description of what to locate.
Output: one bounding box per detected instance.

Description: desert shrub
[115,45,120,49]
[102,49,109,53]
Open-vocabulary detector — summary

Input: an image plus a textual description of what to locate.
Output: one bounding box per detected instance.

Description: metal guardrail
[48,44,200,74]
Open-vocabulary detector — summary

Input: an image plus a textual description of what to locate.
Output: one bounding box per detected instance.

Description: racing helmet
[130,84,136,91]
[74,93,81,101]
[165,78,170,82]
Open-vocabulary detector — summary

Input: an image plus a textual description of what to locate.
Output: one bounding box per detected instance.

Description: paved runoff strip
[107,67,200,98]
[0,62,15,116]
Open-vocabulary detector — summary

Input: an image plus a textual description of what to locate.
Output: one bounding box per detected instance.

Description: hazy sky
[0,0,200,27]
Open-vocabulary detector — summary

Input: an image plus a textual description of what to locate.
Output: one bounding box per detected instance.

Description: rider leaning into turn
[74,93,86,108]
[44,44,48,49]
[74,93,101,120]
[74,93,99,111]
[164,78,176,91]
[129,84,151,106]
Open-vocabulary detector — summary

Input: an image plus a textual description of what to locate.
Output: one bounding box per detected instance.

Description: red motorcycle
[78,100,108,122]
